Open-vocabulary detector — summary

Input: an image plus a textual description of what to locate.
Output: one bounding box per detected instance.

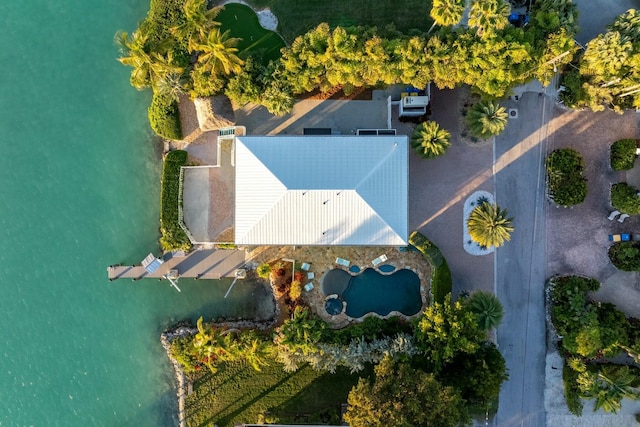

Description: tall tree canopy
[344,357,471,427]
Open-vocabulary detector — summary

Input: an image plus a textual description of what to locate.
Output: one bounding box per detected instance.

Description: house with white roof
[234,135,408,246]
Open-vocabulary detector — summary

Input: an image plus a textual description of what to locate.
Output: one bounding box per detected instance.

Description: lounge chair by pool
[372,254,388,266]
[304,283,314,292]
[301,262,311,271]
[307,272,315,280]
[608,210,621,221]
[336,257,350,267]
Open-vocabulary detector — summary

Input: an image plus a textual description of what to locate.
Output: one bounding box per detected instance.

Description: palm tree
[468,0,511,38]
[466,291,504,330]
[171,0,223,51]
[116,30,183,90]
[192,28,244,77]
[581,365,640,413]
[466,100,508,139]
[410,121,451,158]
[467,202,514,248]
[427,0,467,34]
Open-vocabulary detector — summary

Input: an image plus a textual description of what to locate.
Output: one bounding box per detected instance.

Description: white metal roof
[234,136,408,246]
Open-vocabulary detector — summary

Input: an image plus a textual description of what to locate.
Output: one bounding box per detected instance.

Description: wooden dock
[107,249,246,281]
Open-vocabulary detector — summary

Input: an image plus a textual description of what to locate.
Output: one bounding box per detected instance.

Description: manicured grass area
[184,361,368,427]
[409,231,452,304]
[246,0,433,42]
[217,3,286,64]
[160,150,191,251]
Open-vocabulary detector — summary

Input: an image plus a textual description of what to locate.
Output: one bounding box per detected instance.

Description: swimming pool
[321,268,422,318]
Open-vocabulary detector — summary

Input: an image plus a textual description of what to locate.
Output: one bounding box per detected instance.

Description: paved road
[494,92,552,426]
[572,0,639,46]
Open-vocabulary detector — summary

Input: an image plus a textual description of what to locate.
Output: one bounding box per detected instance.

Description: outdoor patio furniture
[301,262,311,271]
[608,210,621,221]
[336,257,351,267]
[618,214,630,223]
[609,234,632,242]
[304,283,314,292]
[372,254,388,266]
[307,272,315,280]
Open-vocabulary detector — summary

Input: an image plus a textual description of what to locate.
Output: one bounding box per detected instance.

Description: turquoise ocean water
[0,1,266,425]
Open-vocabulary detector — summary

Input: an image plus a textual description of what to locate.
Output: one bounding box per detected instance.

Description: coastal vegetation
[546,148,587,207]
[159,150,191,251]
[466,100,508,140]
[148,93,183,140]
[609,242,640,271]
[467,202,514,248]
[408,231,452,304]
[610,139,638,171]
[550,275,640,414]
[410,121,451,158]
[172,294,507,426]
[560,9,640,112]
[118,0,579,134]
[611,182,640,215]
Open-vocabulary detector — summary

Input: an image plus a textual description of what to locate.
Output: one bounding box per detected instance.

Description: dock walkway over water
[107,249,246,281]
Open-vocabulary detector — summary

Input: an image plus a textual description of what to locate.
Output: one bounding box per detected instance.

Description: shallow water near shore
[0,1,271,425]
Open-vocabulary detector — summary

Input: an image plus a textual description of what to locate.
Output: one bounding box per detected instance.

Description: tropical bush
[148,93,183,140]
[466,100,508,139]
[611,182,640,214]
[410,121,451,158]
[609,241,640,271]
[408,231,452,304]
[562,363,584,416]
[256,263,271,279]
[467,202,514,248]
[610,138,637,171]
[159,150,191,251]
[465,291,504,330]
[546,148,587,206]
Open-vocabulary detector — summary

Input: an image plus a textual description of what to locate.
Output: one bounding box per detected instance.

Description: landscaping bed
[610,138,638,171]
[546,148,587,207]
[611,182,640,215]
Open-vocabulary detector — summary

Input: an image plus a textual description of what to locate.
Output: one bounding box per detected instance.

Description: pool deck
[245,245,431,328]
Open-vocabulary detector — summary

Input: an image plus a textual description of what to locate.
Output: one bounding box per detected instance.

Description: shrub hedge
[546,148,587,207]
[148,93,183,141]
[609,241,640,271]
[611,182,640,214]
[160,150,191,251]
[409,231,452,304]
[562,364,583,416]
[611,139,637,171]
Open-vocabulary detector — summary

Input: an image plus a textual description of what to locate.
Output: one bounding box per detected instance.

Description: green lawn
[217,3,286,64]
[246,0,434,42]
[184,360,369,427]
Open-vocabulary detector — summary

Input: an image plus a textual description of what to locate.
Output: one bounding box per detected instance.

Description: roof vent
[508,108,519,119]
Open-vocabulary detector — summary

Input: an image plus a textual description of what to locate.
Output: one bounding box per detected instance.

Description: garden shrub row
[610,138,638,171]
[160,150,191,251]
[546,148,587,207]
[550,275,640,415]
[409,231,452,304]
[148,93,183,141]
[609,241,640,271]
[611,182,640,214]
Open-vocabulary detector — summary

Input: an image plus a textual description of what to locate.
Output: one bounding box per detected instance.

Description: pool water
[378,264,396,273]
[321,268,422,318]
